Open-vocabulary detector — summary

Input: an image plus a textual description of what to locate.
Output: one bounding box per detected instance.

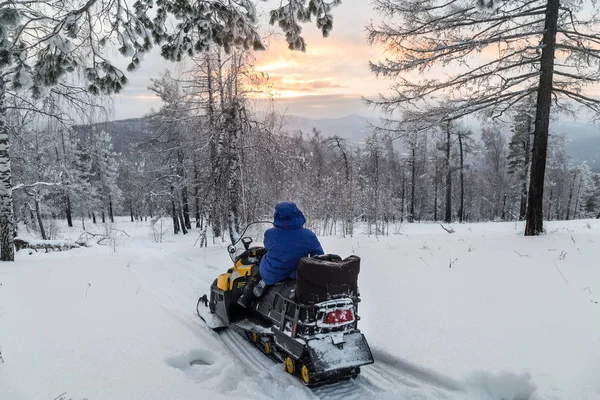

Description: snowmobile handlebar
[227,221,273,262]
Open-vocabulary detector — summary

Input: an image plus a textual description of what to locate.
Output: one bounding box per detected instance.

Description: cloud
[250,93,383,119]
[249,74,348,96]
[248,35,389,100]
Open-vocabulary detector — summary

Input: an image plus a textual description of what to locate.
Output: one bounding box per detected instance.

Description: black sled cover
[296,254,360,304]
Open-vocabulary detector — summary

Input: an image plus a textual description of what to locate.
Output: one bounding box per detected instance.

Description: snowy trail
[132,238,553,400]
[132,242,475,400]
[214,326,471,400]
[132,235,568,400]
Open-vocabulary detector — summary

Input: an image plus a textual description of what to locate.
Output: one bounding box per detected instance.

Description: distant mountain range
[284,115,599,171]
[554,121,600,172]
[282,114,378,143]
[93,114,600,172]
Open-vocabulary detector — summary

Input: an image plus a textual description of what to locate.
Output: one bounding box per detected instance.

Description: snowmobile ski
[196,295,227,330]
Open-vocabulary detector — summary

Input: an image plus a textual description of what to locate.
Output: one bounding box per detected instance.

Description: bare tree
[444,122,453,223]
[456,125,475,222]
[367,0,600,235]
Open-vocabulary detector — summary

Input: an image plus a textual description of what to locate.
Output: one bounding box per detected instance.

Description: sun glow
[257,60,302,72]
[246,37,388,101]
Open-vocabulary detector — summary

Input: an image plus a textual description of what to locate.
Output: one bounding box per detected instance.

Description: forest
[2,0,600,261]
[10,54,600,245]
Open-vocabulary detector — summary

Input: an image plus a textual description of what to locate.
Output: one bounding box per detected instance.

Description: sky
[111,1,389,121]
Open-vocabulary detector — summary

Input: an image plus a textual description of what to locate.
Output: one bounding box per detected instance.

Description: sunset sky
[112,1,390,120]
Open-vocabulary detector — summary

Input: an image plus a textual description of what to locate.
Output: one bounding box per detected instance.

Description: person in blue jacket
[238,202,324,308]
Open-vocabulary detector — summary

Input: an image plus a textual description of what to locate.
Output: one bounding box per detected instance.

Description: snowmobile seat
[258,280,296,315]
[295,254,360,305]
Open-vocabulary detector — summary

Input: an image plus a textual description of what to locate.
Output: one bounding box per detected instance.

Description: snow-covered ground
[1,218,599,400]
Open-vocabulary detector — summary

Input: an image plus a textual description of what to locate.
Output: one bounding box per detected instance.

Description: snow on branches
[368,0,600,122]
[269,0,342,51]
[1,0,342,100]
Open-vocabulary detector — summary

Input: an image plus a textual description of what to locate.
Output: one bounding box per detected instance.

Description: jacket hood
[273,202,306,229]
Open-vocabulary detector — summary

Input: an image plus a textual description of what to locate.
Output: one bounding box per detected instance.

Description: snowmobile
[196,222,374,387]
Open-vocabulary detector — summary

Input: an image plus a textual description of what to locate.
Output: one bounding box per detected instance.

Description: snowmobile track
[212,325,474,400]
[211,326,437,400]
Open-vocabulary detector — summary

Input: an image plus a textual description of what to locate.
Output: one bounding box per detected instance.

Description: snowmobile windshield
[228,221,273,262]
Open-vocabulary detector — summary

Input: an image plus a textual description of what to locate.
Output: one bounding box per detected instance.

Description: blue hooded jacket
[259,202,324,285]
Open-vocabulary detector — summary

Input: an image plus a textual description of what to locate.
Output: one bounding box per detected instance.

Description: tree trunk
[65,192,73,228]
[130,199,134,222]
[433,160,439,221]
[194,164,201,228]
[555,184,562,220]
[92,211,97,224]
[35,197,47,240]
[172,188,180,235]
[372,144,379,230]
[445,122,452,223]
[208,52,224,240]
[547,188,553,219]
[101,207,106,223]
[109,194,115,223]
[178,202,188,235]
[199,212,208,247]
[525,0,559,235]
[501,193,507,221]
[177,148,192,230]
[227,103,242,244]
[519,117,533,220]
[565,176,575,220]
[573,174,583,219]
[0,78,15,261]
[181,185,191,230]
[458,131,465,223]
[409,147,416,223]
[400,165,405,222]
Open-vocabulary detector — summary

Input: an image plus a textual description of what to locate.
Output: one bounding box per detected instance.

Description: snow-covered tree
[508,101,535,220]
[584,173,600,218]
[569,163,595,220]
[455,125,475,222]
[544,133,570,220]
[478,126,510,220]
[367,0,600,235]
[0,0,341,260]
[92,130,121,223]
[72,136,98,225]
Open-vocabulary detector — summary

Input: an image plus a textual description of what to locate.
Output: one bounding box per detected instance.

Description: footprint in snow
[166,348,217,371]
[166,349,243,386]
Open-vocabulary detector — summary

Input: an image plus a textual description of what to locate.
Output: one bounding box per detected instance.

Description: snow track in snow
[135,246,470,399]
[135,239,553,400]
[212,325,469,400]
[217,327,378,399]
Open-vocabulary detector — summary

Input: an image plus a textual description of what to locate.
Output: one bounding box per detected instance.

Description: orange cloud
[247,36,389,99]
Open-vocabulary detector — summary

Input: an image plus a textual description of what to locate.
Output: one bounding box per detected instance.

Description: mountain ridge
[88,114,600,172]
